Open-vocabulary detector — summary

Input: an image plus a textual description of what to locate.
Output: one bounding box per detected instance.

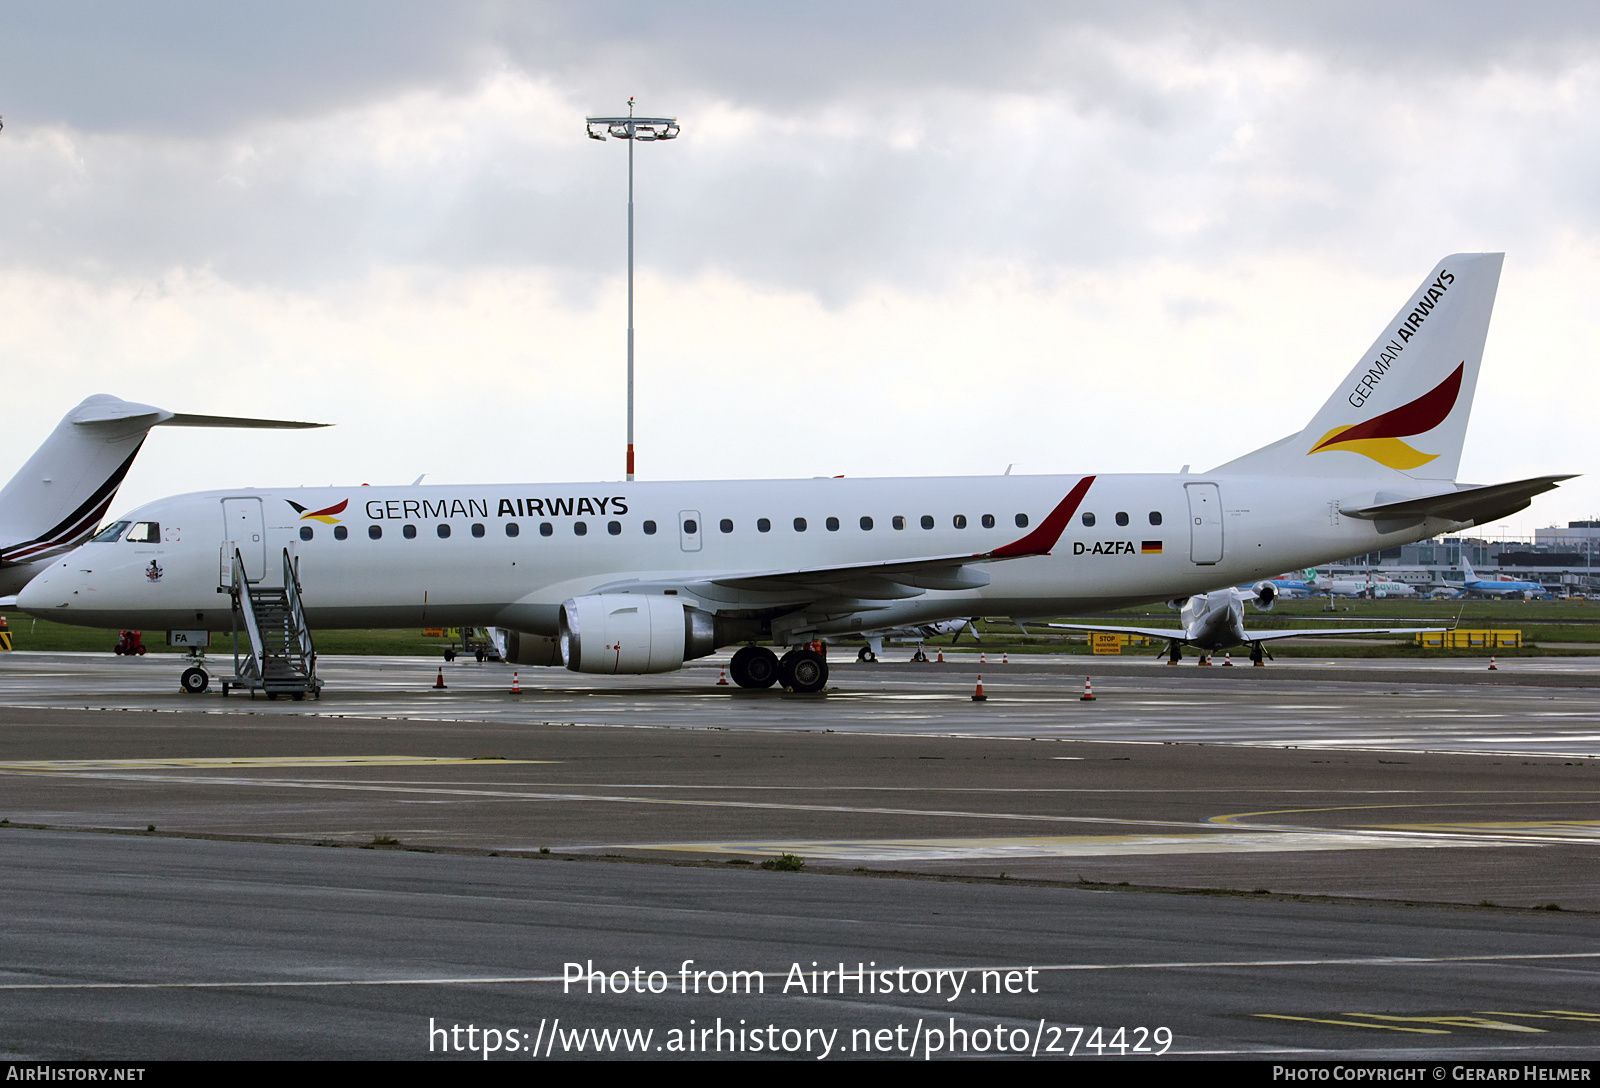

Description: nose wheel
[180,667,210,694]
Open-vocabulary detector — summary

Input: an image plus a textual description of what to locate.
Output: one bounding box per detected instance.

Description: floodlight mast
[585,97,679,482]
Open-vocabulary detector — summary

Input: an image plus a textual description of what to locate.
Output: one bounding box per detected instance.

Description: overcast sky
[2,2,1596,536]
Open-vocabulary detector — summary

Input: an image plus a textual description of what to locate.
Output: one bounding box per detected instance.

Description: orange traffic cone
[971,675,987,702]
[1488,656,1498,671]
[1080,676,1096,701]
[434,667,447,689]
[1222,652,1233,666]
[1197,653,1211,666]
[1002,651,1009,665]
[980,651,987,665]
[937,649,944,663]
[717,668,729,686]
[510,671,521,694]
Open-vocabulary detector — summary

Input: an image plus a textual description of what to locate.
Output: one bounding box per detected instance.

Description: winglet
[986,476,1095,559]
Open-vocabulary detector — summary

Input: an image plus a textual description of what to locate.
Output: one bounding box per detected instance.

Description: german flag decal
[1141,540,1163,554]
[287,499,348,524]
[1307,363,1463,470]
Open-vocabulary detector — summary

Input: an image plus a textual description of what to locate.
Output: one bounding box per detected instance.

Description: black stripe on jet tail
[0,441,144,562]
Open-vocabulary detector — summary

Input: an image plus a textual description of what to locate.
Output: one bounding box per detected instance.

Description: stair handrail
[230,548,265,681]
[282,548,317,682]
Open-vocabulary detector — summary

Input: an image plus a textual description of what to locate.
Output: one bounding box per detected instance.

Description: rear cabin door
[1185,483,1224,565]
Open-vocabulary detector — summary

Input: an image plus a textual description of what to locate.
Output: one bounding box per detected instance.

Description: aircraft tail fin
[0,395,330,566]
[1213,253,1503,481]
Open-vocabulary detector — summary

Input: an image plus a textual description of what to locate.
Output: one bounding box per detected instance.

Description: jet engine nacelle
[501,629,563,667]
[1250,581,1278,611]
[559,594,717,674]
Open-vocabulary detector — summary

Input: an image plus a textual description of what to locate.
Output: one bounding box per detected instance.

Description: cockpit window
[90,521,130,543]
[124,521,160,544]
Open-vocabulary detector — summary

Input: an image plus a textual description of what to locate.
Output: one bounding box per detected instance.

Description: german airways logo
[1307,363,1463,471]
[287,499,348,524]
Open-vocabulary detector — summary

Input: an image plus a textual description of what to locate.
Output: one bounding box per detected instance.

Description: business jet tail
[0,394,326,568]
[1214,252,1503,483]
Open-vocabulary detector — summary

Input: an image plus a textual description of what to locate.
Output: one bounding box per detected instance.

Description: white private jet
[0,395,326,598]
[1051,583,1443,665]
[18,253,1573,694]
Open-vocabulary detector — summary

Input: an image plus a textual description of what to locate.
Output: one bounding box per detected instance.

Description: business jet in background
[0,395,327,599]
[1453,558,1551,599]
[18,254,1574,694]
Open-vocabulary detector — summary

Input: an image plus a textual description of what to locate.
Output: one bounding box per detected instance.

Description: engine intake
[1251,581,1278,611]
[559,594,717,674]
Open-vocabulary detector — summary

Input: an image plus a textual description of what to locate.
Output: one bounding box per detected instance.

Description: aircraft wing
[1342,475,1575,526]
[1047,622,1191,641]
[1240,625,1446,642]
[707,477,1095,594]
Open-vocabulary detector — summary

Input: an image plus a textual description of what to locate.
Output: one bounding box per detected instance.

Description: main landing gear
[727,645,829,694]
[729,645,780,689]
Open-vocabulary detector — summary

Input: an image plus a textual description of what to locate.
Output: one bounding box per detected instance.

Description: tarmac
[1,648,1597,1060]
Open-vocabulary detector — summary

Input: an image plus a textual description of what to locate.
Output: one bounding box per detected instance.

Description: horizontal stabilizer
[1341,475,1575,526]
[160,413,329,429]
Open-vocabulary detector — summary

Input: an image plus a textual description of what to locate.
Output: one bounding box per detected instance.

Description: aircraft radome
[18,253,1574,694]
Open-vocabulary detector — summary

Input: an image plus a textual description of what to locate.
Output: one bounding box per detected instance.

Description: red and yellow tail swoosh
[287,499,348,524]
[1308,364,1463,470]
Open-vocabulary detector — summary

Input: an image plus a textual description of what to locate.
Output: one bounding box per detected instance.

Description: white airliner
[0,395,326,598]
[17,253,1573,694]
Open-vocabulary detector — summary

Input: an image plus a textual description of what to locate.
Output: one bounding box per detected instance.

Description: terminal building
[1312,522,1600,596]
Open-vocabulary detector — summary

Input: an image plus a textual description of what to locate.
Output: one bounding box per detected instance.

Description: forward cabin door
[1185,483,1224,565]
[222,497,267,583]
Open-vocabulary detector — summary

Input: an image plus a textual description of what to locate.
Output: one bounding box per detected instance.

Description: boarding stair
[222,547,321,699]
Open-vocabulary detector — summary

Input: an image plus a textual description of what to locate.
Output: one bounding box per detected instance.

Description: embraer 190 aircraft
[18,254,1573,694]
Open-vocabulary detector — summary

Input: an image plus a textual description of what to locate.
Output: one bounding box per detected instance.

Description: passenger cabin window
[505,522,520,537]
[860,516,873,530]
[681,519,697,535]
[1115,511,1129,527]
[471,523,485,538]
[91,521,130,543]
[719,519,734,534]
[953,515,967,529]
[608,521,622,535]
[540,522,553,537]
[299,526,313,541]
[794,517,807,532]
[757,518,771,533]
[436,523,451,538]
[982,514,995,528]
[892,516,905,530]
[402,524,417,539]
[368,525,382,540]
[124,521,160,543]
[643,520,657,535]
[1149,511,1163,526]
[334,525,348,540]
[920,515,934,530]
[574,521,588,536]
[1081,513,1095,527]
[825,517,839,531]
[1015,513,1029,528]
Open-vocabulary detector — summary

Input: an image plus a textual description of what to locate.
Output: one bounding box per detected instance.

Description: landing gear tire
[856,646,878,663]
[443,649,456,662]
[475,650,485,663]
[779,648,828,694]
[729,646,780,689]
[180,667,209,694]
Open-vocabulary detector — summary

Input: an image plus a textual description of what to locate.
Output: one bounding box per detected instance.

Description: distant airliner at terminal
[18,254,1573,693]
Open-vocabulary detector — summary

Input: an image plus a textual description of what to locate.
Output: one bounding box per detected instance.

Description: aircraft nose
[16,559,88,615]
